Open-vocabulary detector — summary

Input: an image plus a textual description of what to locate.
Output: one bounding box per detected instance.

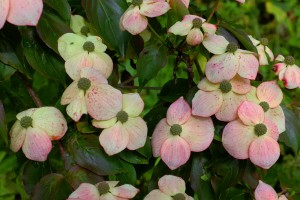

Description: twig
[120,75,137,86]
[207,0,220,23]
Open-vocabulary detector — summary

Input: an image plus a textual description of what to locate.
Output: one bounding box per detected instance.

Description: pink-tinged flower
[192,76,251,122]
[67,181,139,200]
[70,15,93,37]
[58,33,113,80]
[246,81,285,133]
[167,0,189,8]
[249,36,274,66]
[144,175,193,200]
[272,55,300,89]
[236,0,245,3]
[203,36,259,83]
[0,0,43,29]
[120,0,170,35]
[61,68,122,122]
[152,97,214,170]
[222,101,280,169]
[10,107,67,162]
[254,180,288,200]
[168,15,217,46]
[92,93,147,156]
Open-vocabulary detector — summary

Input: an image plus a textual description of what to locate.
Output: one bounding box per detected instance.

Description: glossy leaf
[119,150,148,165]
[167,0,189,28]
[116,161,137,185]
[0,63,15,81]
[44,0,71,22]
[0,100,8,145]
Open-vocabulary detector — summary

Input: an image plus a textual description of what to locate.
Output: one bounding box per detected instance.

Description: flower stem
[207,0,220,23]
[148,24,164,43]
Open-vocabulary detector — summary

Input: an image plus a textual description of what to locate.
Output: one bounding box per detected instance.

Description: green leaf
[116,161,137,185]
[219,21,258,53]
[36,6,72,53]
[0,100,8,145]
[67,133,123,176]
[20,27,65,84]
[43,0,71,22]
[83,0,131,56]
[0,63,15,81]
[143,104,168,135]
[137,44,168,88]
[190,153,215,200]
[119,150,148,164]
[279,106,300,154]
[167,0,189,28]
[32,174,73,200]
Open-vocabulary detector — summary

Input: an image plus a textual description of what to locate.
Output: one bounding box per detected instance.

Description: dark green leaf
[36,7,72,53]
[119,150,148,164]
[32,173,73,200]
[144,104,168,135]
[219,186,251,200]
[20,27,65,84]
[279,106,300,154]
[0,100,8,145]
[83,0,131,56]
[0,63,16,81]
[137,44,168,88]
[67,134,123,175]
[137,137,152,159]
[167,0,189,28]
[44,0,71,22]
[116,161,137,185]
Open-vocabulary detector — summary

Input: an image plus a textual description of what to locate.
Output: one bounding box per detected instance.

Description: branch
[207,0,220,23]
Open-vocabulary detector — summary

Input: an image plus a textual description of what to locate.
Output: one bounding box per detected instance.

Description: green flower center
[192,18,202,29]
[173,193,186,200]
[97,182,110,195]
[77,78,91,92]
[83,41,95,52]
[259,101,269,112]
[116,111,129,123]
[132,0,143,6]
[254,123,267,136]
[284,56,295,65]
[219,81,232,93]
[226,43,238,53]
[20,116,33,128]
[260,38,269,46]
[80,26,90,36]
[170,124,182,136]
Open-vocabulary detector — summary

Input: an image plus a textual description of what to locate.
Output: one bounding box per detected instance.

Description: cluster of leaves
[0,0,299,199]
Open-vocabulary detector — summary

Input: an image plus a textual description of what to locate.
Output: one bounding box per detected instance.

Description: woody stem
[207,0,220,23]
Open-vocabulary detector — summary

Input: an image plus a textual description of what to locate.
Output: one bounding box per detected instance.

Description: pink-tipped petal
[161,136,191,170]
[152,119,171,157]
[140,1,170,17]
[231,76,252,94]
[254,180,278,200]
[167,97,191,125]
[249,136,280,169]
[282,65,300,89]
[121,6,148,35]
[197,78,219,91]
[0,0,9,29]
[202,34,229,55]
[181,116,214,152]
[9,122,26,152]
[264,118,280,141]
[89,52,113,79]
[238,101,265,125]
[68,183,100,200]
[202,23,217,34]
[92,117,117,129]
[123,117,147,150]
[192,90,223,117]
[158,175,186,196]
[257,81,283,108]
[22,128,52,162]
[110,184,139,198]
[32,107,67,140]
[122,93,144,117]
[245,86,260,104]
[80,68,108,85]
[222,120,255,159]
[215,92,245,122]
[206,53,239,83]
[144,189,173,200]
[7,0,43,26]
[186,28,203,46]
[237,52,259,80]
[61,81,80,105]
[272,63,286,75]
[265,107,285,134]
[86,85,122,121]
[57,33,85,60]
[66,91,87,122]
[168,21,192,36]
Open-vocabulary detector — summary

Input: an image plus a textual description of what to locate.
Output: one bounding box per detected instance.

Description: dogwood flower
[249,36,274,66]
[246,81,285,133]
[236,0,245,3]
[70,15,93,37]
[203,36,259,83]
[120,0,170,35]
[192,76,251,122]
[255,180,288,200]
[61,68,122,122]
[58,33,113,80]
[167,0,189,8]
[152,97,214,170]
[168,15,217,46]
[10,107,67,161]
[92,93,147,156]
[272,55,300,89]
[222,101,280,169]
[0,0,43,29]
[67,181,139,200]
[144,175,193,200]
